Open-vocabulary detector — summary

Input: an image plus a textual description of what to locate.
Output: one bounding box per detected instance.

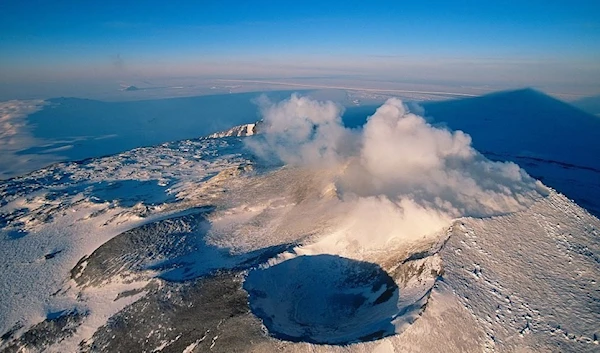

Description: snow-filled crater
[243,255,400,344]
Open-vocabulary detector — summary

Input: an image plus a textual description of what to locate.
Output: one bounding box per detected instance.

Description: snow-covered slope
[0,91,297,180]
[0,94,598,353]
[441,192,600,352]
[206,122,258,138]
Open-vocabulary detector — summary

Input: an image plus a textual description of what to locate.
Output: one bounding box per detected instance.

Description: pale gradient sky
[1,0,599,98]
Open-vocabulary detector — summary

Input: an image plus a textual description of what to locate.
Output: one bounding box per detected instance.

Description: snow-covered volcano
[0,93,598,353]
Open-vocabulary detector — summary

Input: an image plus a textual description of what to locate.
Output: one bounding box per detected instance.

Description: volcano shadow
[243,254,400,345]
[24,91,301,163]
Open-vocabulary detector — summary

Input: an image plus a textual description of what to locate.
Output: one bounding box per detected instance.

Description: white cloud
[247,94,547,255]
[247,93,356,166]
[353,97,543,217]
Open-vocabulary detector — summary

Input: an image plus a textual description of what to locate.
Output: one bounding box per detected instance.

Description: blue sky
[1,0,599,97]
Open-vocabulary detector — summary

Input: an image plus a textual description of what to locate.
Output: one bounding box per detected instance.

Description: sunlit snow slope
[0,94,598,353]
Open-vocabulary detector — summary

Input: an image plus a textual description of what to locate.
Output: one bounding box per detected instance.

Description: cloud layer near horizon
[0,100,52,180]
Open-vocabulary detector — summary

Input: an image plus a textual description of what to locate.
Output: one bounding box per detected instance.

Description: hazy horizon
[1,1,599,100]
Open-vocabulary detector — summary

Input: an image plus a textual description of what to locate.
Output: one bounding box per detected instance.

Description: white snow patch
[373,341,395,353]
[57,278,153,353]
[182,339,202,353]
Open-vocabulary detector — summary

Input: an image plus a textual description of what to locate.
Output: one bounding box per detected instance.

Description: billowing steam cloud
[352,98,544,217]
[248,94,547,255]
[247,94,356,165]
